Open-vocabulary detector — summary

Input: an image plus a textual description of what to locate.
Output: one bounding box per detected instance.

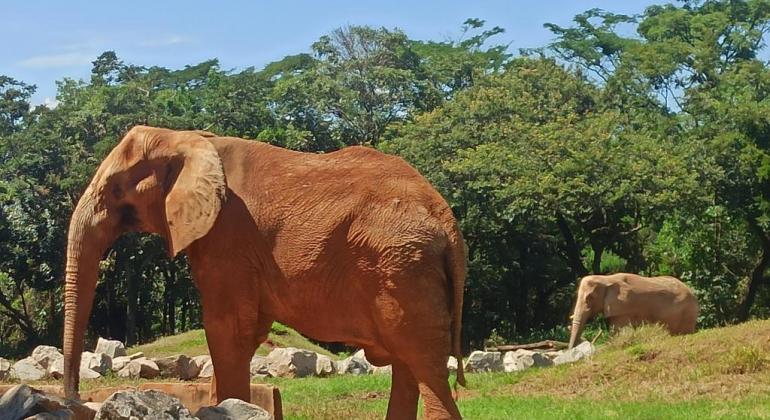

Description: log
[486,340,568,352]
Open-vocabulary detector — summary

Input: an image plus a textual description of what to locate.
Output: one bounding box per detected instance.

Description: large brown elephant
[63,126,466,419]
[568,273,698,348]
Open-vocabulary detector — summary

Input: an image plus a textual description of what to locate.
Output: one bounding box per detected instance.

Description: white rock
[111,356,131,372]
[196,398,272,420]
[79,366,102,380]
[334,356,372,375]
[94,390,195,420]
[94,337,127,358]
[265,347,318,378]
[463,351,503,373]
[315,354,336,377]
[553,341,595,365]
[30,345,63,370]
[447,356,458,372]
[372,365,392,375]
[503,349,553,372]
[48,357,64,379]
[117,358,160,379]
[250,355,270,378]
[154,355,199,380]
[11,357,46,381]
[0,357,12,380]
[80,351,111,375]
[198,358,214,378]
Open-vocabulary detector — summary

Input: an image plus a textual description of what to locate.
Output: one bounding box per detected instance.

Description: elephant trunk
[63,192,113,399]
[568,308,589,349]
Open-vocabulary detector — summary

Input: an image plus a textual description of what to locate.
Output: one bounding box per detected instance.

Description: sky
[1,0,661,105]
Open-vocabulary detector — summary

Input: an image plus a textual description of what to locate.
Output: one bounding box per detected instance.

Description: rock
[334,356,371,375]
[116,358,160,379]
[198,358,214,379]
[0,357,12,380]
[111,356,131,372]
[84,401,102,412]
[553,341,596,365]
[447,356,458,372]
[94,389,195,420]
[80,352,111,375]
[48,358,63,379]
[543,351,562,361]
[30,345,64,370]
[315,355,335,377]
[79,366,102,380]
[372,365,392,375]
[352,349,367,360]
[154,355,199,380]
[23,409,75,419]
[250,355,270,378]
[265,347,317,378]
[94,337,127,359]
[503,349,553,372]
[12,357,46,381]
[192,355,211,369]
[195,398,272,420]
[0,384,96,420]
[463,351,503,373]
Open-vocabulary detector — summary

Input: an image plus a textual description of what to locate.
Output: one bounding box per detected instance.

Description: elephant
[568,273,698,348]
[62,126,467,419]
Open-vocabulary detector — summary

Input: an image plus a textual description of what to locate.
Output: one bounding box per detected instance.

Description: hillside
[128,323,336,359]
[264,320,770,419]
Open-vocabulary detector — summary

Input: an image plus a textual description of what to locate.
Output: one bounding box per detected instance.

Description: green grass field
[6,321,770,419]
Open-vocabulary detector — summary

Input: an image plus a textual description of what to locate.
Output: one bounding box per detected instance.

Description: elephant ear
[159,130,226,256]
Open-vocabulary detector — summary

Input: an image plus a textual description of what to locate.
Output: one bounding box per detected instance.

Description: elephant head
[568,276,611,349]
[63,126,226,398]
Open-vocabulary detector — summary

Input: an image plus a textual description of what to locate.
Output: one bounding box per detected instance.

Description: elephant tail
[446,225,467,390]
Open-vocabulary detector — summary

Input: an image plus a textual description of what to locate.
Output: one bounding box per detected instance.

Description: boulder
[111,356,131,372]
[198,358,214,379]
[30,345,64,370]
[265,347,317,378]
[315,355,335,377]
[12,357,46,381]
[503,349,553,372]
[447,356,458,372]
[94,389,195,420]
[250,355,270,378]
[94,337,126,359]
[79,366,102,380]
[154,355,199,380]
[553,341,596,365]
[372,365,392,375]
[0,357,12,380]
[116,358,160,379]
[80,352,111,375]
[0,384,96,420]
[334,356,371,375]
[463,351,503,373]
[195,398,273,420]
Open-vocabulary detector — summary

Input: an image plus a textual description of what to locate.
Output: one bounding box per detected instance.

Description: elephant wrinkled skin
[568,273,699,348]
[63,126,466,419]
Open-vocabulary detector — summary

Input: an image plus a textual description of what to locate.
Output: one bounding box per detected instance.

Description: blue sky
[1,0,660,105]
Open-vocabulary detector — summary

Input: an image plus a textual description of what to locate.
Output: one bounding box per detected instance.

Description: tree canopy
[2,3,770,355]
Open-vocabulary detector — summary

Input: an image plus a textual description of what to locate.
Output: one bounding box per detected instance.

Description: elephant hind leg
[386,361,419,419]
[409,355,462,420]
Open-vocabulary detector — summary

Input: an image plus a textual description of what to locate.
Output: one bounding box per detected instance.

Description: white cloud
[42,97,59,109]
[139,35,187,47]
[18,52,95,69]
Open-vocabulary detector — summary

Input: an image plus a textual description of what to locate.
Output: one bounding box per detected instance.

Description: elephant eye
[118,204,138,227]
[111,184,124,199]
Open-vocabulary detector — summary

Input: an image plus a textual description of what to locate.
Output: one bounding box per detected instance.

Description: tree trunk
[737,219,770,322]
[556,212,588,278]
[591,243,604,275]
[124,246,137,346]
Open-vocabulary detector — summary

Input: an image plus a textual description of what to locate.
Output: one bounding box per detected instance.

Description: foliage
[2,3,770,356]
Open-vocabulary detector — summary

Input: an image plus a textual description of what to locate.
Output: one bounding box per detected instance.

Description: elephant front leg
[203,303,270,404]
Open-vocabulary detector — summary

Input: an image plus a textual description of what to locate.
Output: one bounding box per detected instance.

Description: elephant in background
[568,273,698,348]
[63,126,466,419]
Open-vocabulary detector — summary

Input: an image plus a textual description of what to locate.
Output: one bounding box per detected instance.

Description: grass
[127,322,335,358]
[5,320,770,419]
